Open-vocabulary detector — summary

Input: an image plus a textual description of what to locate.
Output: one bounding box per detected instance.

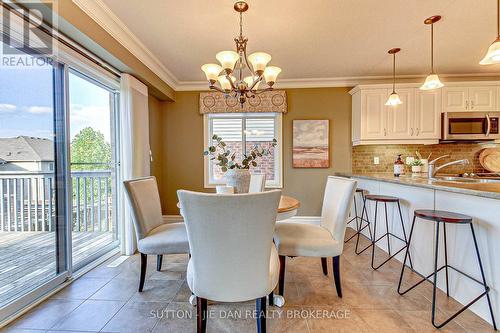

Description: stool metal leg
[470,223,497,331]
[431,221,441,328]
[443,223,450,297]
[384,202,391,256]
[397,201,413,269]
[397,215,417,295]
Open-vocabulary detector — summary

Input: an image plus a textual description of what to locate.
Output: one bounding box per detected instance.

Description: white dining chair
[124,176,189,292]
[177,189,282,333]
[249,173,266,193]
[273,176,357,298]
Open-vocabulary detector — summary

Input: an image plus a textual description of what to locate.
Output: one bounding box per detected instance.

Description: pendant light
[480,0,500,64]
[385,48,403,106]
[420,15,444,90]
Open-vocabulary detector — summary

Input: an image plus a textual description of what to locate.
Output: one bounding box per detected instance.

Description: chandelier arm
[243,47,257,77]
[248,75,264,91]
[225,73,237,91]
[209,85,227,94]
[253,87,274,95]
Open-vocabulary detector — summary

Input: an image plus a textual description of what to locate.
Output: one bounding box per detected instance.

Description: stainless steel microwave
[442,112,500,141]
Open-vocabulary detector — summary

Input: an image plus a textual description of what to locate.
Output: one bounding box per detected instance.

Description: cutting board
[479,148,500,172]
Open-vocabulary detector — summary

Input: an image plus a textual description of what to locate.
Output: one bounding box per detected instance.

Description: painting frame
[292,119,330,168]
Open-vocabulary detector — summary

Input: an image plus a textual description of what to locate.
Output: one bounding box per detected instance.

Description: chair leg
[139,253,147,292]
[278,255,286,296]
[196,297,207,333]
[256,296,267,333]
[321,257,328,276]
[332,256,342,298]
[157,255,163,272]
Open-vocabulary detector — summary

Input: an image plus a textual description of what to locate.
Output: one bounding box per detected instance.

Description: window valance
[199,90,287,114]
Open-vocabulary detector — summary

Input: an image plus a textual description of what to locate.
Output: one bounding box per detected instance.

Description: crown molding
[72,0,179,89]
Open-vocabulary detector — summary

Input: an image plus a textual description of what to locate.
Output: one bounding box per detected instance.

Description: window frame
[203,112,283,189]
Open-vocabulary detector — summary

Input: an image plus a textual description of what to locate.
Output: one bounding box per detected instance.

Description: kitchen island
[337,172,500,326]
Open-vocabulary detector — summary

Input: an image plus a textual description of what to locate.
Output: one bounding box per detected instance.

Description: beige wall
[151,88,353,216]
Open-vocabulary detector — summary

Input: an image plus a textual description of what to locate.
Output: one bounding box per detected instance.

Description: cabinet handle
[466,101,469,110]
[384,128,387,136]
[416,128,420,136]
[471,101,474,109]
[410,128,414,136]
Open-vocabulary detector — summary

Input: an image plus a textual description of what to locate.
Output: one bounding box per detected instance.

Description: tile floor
[1,229,496,333]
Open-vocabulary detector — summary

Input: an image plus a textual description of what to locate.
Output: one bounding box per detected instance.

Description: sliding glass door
[68,70,119,269]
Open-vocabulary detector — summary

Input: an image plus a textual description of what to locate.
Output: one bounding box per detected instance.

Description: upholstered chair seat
[274,222,342,257]
[137,221,189,255]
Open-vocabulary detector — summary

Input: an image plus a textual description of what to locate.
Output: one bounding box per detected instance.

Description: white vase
[411,165,423,173]
[224,169,251,193]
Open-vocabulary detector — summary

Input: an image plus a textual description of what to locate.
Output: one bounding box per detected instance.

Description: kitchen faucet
[428,155,470,178]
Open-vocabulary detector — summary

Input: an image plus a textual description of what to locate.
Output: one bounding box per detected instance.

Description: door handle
[486,114,491,137]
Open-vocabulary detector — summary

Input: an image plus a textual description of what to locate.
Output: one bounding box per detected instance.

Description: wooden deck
[0,231,114,307]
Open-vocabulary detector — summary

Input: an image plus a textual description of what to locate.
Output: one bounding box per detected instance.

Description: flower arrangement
[203,134,277,172]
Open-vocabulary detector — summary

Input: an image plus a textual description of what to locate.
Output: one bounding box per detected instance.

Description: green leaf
[208,146,216,153]
[212,134,218,140]
[221,166,227,172]
[251,161,257,167]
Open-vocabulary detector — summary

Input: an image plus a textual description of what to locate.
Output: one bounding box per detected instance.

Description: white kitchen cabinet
[360,89,388,139]
[442,86,497,112]
[386,88,415,138]
[414,89,441,139]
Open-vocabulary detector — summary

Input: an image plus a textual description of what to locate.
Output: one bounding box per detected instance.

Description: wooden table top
[278,195,300,213]
[177,195,300,213]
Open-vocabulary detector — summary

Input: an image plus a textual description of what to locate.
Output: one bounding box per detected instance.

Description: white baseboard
[164,215,320,224]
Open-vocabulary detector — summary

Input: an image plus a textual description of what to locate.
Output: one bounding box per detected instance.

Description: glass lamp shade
[244,76,260,90]
[201,64,223,82]
[385,92,403,106]
[480,39,500,65]
[216,51,239,72]
[248,52,272,72]
[420,74,444,90]
[217,75,236,91]
[263,66,281,84]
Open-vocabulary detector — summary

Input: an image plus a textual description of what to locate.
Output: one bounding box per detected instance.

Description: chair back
[177,190,281,302]
[248,174,266,193]
[123,176,164,240]
[320,176,357,242]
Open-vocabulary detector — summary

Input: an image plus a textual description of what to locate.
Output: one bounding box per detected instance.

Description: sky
[0,56,112,143]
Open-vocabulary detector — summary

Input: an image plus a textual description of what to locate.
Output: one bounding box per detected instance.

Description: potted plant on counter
[203,134,277,193]
[409,159,424,174]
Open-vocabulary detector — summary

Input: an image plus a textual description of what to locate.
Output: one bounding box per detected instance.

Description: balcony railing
[0,170,113,232]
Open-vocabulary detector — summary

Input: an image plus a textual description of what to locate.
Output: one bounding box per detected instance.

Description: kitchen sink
[432,176,500,183]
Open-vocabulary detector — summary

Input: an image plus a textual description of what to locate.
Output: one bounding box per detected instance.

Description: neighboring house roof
[0,136,54,162]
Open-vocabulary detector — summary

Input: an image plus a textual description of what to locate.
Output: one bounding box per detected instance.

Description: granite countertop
[335,172,500,200]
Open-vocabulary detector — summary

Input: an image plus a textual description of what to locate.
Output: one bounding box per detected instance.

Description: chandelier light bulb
[420,74,444,90]
[201,64,223,82]
[385,92,403,106]
[217,75,236,91]
[216,51,240,73]
[244,76,260,90]
[263,66,281,85]
[248,52,272,73]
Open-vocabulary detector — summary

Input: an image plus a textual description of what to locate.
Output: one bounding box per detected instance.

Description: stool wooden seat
[365,194,399,203]
[414,210,472,224]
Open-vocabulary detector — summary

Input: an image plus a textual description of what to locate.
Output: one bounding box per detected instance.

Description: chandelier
[201,1,282,106]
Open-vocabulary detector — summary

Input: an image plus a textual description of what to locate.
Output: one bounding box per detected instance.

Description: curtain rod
[1,1,121,78]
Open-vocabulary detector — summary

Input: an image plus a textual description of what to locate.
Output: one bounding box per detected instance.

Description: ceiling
[94,0,500,88]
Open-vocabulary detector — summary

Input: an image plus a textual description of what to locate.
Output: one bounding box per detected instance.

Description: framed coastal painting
[292,120,329,168]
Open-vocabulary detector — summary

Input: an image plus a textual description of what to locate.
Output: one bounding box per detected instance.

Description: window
[204,113,282,188]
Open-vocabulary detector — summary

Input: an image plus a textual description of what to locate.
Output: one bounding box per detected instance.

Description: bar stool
[345,188,372,248]
[398,209,497,330]
[357,194,413,270]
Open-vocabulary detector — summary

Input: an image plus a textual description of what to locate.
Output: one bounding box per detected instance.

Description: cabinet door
[469,86,497,111]
[415,89,441,139]
[361,89,387,139]
[386,88,415,138]
[442,87,468,112]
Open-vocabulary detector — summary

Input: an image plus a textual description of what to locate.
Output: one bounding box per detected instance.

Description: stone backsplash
[352,143,500,174]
